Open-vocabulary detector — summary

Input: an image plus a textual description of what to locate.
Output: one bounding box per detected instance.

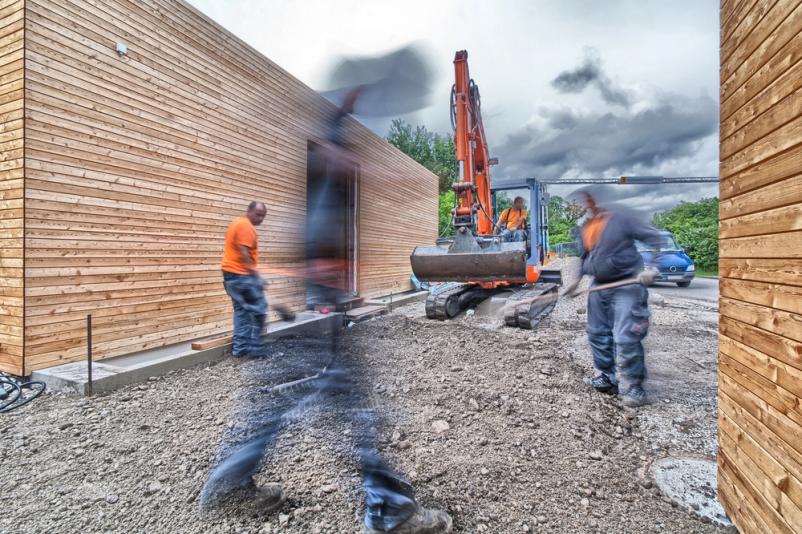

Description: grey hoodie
[577,210,665,283]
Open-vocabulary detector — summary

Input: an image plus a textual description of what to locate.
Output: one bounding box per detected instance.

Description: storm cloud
[497,95,717,181]
[496,50,719,213]
[551,50,632,107]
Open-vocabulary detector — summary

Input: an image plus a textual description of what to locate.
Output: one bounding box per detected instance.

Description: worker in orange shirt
[571,189,663,408]
[220,201,268,358]
[497,196,528,242]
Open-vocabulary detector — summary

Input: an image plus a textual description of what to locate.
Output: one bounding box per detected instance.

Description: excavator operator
[497,196,528,242]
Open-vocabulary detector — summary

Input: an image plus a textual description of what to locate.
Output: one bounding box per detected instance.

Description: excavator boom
[410,50,560,325]
[411,50,529,284]
[452,50,493,235]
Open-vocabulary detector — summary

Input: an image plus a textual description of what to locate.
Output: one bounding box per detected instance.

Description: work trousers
[223,272,267,357]
[201,295,417,531]
[502,229,526,242]
[586,283,650,387]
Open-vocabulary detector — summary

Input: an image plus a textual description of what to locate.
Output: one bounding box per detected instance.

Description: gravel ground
[1,259,731,533]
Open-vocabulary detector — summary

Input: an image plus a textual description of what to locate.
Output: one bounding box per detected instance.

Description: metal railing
[548,242,579,257]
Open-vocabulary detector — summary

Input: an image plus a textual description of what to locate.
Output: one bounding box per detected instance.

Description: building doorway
[305,142,359,307]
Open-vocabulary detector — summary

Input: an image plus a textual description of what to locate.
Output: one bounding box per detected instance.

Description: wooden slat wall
[718,1,802,532]
[0,0,24,375]
[20,0,437,372]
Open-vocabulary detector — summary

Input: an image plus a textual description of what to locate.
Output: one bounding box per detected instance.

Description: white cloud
[187,0,720,211]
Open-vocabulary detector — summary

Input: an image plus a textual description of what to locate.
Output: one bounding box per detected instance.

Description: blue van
[636,231,695,287]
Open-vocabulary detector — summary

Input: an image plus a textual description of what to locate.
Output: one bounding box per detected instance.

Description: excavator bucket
[410,230,527,282]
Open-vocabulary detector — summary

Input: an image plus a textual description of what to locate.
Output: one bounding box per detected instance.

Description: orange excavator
[410,50,562,328]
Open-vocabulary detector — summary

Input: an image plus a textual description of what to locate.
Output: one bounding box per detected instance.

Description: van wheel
[676,280,691,288]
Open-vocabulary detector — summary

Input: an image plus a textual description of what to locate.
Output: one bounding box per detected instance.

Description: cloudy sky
[187,0,720,213]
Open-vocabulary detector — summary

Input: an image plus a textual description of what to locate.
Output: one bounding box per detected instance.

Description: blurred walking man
[221,202,268,358]
[572,189,663,407]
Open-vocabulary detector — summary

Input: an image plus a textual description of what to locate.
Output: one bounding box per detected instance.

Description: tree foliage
[386,119,458,193]
[547,195,584,245]
[652,197,719,271]
[387,119,459,236]
[438,191,455,236]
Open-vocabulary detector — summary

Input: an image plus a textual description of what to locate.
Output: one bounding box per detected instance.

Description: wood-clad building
[0,0,438,375]
[718,1,802,532]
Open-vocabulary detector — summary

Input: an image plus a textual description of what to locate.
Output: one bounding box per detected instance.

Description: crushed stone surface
[1,260,731,533]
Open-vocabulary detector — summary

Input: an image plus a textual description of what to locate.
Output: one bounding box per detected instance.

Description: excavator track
[425,284,496,320]
[503,283,559,329]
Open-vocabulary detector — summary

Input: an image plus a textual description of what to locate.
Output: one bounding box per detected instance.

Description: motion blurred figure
[569,187,664,407]
[221,202,268,358]
[201,46,451,534]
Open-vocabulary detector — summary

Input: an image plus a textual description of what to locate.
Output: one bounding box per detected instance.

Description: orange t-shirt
[500,207,527,230]
[582,214,609,251]
[221,216,258,274]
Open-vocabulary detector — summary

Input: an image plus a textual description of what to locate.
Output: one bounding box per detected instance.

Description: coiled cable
[0,372,46,413]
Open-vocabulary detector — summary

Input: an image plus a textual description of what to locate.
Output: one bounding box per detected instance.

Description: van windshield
[635,236,680,252]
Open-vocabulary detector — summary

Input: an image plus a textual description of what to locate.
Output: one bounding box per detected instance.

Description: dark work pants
[586,283,650,387]
[200,299,417,531]
[223,272,267,357]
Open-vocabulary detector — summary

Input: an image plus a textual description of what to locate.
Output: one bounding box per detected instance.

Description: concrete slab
[651,457,732,526]
[345,305,387,322]
[32,312,342,395]
[364,290,428,310]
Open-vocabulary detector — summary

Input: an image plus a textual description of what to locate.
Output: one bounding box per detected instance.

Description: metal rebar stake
[86,314,93,397]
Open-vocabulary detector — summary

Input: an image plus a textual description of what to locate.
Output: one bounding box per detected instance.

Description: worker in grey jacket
[569,189,664,407]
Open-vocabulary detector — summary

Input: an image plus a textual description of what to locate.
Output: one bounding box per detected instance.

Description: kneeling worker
[497,196,527,242]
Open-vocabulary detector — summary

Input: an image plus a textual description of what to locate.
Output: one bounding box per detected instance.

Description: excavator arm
[451,50,494,235]
[409,50,560,326]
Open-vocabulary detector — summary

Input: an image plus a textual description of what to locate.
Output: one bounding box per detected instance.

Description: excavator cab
[490,179,562,286]
[411,179,562,286]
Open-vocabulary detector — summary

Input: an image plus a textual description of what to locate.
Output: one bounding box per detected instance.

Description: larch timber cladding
[0,0,24,375]
[718,1,802,532]
[15,0,437,373]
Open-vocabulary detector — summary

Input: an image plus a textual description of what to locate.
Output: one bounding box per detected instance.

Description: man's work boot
[584,373,618,395]
[201,478,284,513]
[620,385,649,408]
[237,480,285,514]
[362,507,453,534]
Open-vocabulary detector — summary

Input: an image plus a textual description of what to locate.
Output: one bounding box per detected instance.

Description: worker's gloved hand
[637,269,658,286]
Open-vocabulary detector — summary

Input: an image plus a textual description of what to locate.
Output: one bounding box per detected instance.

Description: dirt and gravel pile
[1,261,727,533]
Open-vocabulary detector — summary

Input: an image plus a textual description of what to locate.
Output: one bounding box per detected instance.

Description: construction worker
[220,201,268,358]
[497,196,527,242]
[201,87,452,534]
[570,188,663,408]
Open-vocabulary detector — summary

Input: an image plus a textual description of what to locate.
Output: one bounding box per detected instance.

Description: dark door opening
[305,142,359,307]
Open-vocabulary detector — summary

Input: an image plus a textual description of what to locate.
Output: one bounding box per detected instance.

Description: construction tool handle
[565,276,644,298]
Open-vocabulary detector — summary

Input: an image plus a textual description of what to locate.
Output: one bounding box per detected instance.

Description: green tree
[386,119,458,193]
[652,197,719,272]
[387,119,459,236]
[438,191,455,236]
[547,195,584,245]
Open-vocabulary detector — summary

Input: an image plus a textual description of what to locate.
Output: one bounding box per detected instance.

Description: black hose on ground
[0,372,46,413]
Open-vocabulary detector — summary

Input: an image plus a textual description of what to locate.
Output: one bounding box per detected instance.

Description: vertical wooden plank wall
[718,0,802,532]
[16,0,437,373]
[0,0,24,375]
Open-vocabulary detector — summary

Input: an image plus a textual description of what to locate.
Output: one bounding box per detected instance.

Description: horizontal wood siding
[0,0,24,375]
[21,0,437,372]
[718,1,802,532]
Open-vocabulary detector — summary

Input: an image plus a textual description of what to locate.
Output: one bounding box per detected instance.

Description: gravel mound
[0,260,730,533]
